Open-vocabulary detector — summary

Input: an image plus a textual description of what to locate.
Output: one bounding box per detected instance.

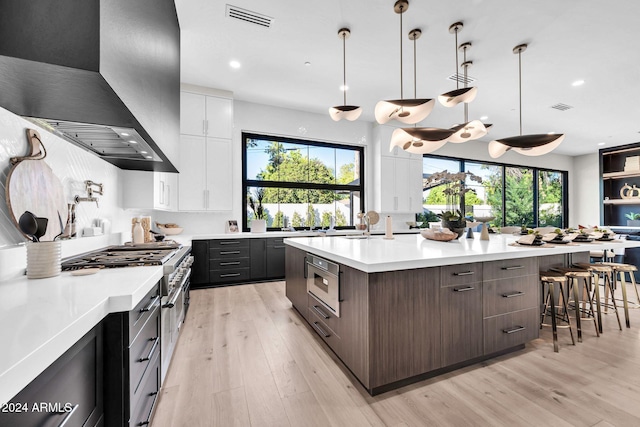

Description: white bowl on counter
[157,226,184,235]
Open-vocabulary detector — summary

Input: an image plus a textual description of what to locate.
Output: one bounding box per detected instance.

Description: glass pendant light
[438,22,478,108]
[390,29,454,154]
[375,0,435,125]
[329,28,362,121]
[488,44,565,158]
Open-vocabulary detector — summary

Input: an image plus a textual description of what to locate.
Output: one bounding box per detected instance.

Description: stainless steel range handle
[138,336,160,362]
[163,288,182,308]
[140,296,160,313]
[137,390,160,426]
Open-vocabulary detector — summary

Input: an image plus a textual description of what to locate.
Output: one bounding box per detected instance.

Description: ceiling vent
[551,103,573,111]
[226,5,273,28]
[447,72,477,86]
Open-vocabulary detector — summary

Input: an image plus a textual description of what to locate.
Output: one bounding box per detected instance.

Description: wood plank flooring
[151,281,640,427]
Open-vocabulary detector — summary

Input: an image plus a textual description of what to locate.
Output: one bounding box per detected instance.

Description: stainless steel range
[61,241,193,383]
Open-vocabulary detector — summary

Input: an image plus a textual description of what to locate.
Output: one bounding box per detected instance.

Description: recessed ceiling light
[480,116,488,120]
[340,85,348,91]
[145,156,153,159]
[598,142,605,146]
[230,60,241,69]
[120,132,129,136]
[572,79,585,87]
[128,140,137,144]
[140,151,148,154]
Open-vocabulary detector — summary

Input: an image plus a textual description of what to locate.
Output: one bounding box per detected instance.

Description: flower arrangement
[247,188,266,220]
[426,170,482,223]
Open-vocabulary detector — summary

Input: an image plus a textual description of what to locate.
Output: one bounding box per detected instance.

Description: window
[422,155,568,228]
[243,133,364,231]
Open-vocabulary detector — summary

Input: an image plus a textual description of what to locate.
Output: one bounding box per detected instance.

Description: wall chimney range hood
[0,0,180,172]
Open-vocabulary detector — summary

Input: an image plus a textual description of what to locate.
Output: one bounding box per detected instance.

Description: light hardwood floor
[151,281,640,427]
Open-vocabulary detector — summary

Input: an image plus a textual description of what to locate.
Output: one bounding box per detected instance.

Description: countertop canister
[26,241,62,279]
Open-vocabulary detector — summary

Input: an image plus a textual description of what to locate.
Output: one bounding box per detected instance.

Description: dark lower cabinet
[190,240,209,285]
[0,324,104,427]
[104,283,161,427]
[250,238,267,278]
[285,246,308,319]
[266,237,286,279]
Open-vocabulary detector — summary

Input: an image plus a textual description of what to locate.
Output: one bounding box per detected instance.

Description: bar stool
[573,262,622,333]
[551,267,600,342]
[602,262,640,328]
[540,271,575,352]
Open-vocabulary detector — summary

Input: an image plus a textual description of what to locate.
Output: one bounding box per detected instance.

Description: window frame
[422,154,569,228]
[241,132,365,231]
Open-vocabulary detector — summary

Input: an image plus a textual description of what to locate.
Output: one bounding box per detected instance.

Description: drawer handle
[453,271,474,276]
[57,404,79,427]
[312,305,330,319]
[453,286,475,292]
[137,389,160,426]
[219,241,240,245]
[273,245,286,249]
[502,291,526,298]
[140,296,160,313]
[501,266,525,270]
[503,325,526,334]
[312,321,330,338]
[139,336,160,362]
[219,261,240,266]
[220,272,241,278]
[220,250,241,255]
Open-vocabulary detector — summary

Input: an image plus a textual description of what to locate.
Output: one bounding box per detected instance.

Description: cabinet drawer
[483,257,537,281]
[483,307,539,354]
[209,239,249,249]
[308,293,340,335]
[129,309,160,400]
[210,247,250,259]
[130,353,160,427]
[210,268,250,284]
[267,237,286,248]
[130,285,161,342]
[308,305,341,353]
[441,263,482,287]
[483,275,539,317]
[210,257,251,270]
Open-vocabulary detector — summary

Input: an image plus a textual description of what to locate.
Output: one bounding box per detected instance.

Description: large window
[423,155,568,228]
[242,133,364,231]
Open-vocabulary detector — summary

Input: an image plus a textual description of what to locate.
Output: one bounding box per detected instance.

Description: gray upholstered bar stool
[573,262,622,333]
[602,262,640,328]
[540,271,575,352]
[551,267,600,342]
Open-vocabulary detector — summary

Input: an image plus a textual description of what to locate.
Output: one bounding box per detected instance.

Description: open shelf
[603,170,640,180]
[603,198,640,205]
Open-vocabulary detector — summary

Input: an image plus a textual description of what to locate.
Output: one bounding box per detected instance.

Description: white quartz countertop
[189,229,419,241]
[284,234,640,273]
[0,266,163,405]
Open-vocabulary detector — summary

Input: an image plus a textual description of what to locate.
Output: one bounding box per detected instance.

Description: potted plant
[427,170,482,238]
[248,188,267,233]
[625,212,640,227]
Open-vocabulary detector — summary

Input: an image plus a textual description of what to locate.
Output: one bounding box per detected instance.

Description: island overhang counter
[284,234,640,395]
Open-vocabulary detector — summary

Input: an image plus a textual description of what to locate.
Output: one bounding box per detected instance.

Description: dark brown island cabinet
[191,237,286,287]
[285,246,569,395]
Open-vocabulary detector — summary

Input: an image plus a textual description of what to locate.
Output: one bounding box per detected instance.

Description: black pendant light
[375,0,435,125]
[488,44,564,158]
[391,29,454,154]
[329,28,362,121]
[438,22,477,108]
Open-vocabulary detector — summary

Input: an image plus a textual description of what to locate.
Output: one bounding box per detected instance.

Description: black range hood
[0,0,180,172]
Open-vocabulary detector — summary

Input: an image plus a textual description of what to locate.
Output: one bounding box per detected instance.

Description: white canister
[26,241,62,279]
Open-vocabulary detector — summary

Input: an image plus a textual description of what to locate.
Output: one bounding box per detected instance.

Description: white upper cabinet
[121,170,178,211]
[180,91,233,139]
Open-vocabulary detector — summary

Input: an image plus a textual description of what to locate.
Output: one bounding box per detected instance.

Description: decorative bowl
[421,228,459,242]
[157,226,183,235]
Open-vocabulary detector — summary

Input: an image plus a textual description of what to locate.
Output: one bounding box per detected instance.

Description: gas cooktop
[61,242,182,271]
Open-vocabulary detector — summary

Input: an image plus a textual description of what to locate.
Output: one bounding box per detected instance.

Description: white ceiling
[175,0,640,157]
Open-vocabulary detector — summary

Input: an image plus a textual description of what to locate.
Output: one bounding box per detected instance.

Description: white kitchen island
[284,234,640,395]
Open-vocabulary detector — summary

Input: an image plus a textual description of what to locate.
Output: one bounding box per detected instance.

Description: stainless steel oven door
[306,255,340,317]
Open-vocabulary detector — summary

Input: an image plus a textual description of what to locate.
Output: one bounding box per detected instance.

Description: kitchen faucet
[74,180,103,207]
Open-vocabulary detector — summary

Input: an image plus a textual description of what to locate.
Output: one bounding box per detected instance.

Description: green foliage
[337,163,355,185]
[305,204,317,228]
[335,209,347,226]
[626,212,640,220]
[416,211,439,224]
[247,188,266,220]
[320,212,333,228]
[273,211,284,228]
[291,212,303,227]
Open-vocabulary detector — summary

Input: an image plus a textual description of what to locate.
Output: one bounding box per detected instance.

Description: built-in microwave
[306,254,340,317]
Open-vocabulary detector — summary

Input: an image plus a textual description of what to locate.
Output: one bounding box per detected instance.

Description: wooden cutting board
[5,129,68,242]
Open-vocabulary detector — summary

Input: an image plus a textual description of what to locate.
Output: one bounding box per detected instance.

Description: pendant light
[488,44,565,158]
[375,0,435,125]
[438,22,477,108]
[390,29,454,154]
[329,28,362,121]
[448,42,489,143]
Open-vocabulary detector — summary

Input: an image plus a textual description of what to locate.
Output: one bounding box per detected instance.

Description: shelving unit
[601,142,640,225]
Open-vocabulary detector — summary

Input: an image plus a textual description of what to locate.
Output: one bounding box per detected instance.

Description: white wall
[571,153,600,226]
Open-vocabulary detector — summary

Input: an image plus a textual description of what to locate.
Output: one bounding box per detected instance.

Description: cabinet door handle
[57,404,79,427]
[220,261,240,266]
[503,325,526,334]
[501,265,524,270]
[220,241,240,245]
[159,181,165,205]
[220,250,240,255]
[304,257,308,279]
[312,321,330,338]
[166,184,170,207]
[220,272,241,278]
[502,291,526,298]
[453,286,475,292]
[453,271,474,276]
[140,296,160,313]
[312,305,330,319]
[138,336,160,362]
